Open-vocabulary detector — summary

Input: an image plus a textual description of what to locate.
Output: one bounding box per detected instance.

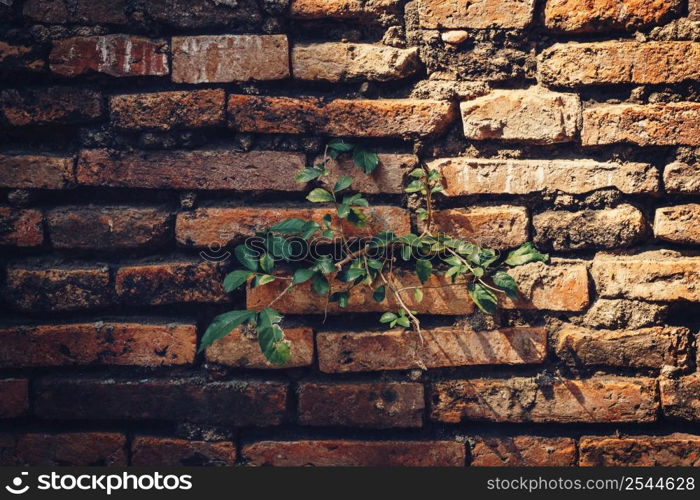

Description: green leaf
[367,259,384,271]
[268,218,308,235]
[493,271,519,299]
[234,244,258,272]
[253,274,276,287]
[322,213,333,227]
[312,273,329,296]
[266,234,293,260]
[353,147,379,174]
[223,270,252,292]
[343,193,369,207]
[301,221,321,240]
[413,288,424,303]
[333,175,353,192]
[473,267,484,278]
[369,231,396,248]
[295,167,325,183]
[379,312,397,323]
[198,310,256,353]
[337,267,365,283]
[337,203,350,218]
[293,268,315,284]
[328,139,354,153]
[468,282,498,315]
[329,291,349,308]
[373,285,386,303]
[306,188,334,203]
[404,180,424,193]
[260,253,275,273]
[347,207,367,227]
[409,168,426,178]
[395,316,410,328]
[415,259,432,284]
[314,255,336,275]
[505,242,549,267]
[257,308,291,365]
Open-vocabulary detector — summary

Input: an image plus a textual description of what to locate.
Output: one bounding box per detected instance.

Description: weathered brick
[503,262,590,312]
[0,41,44,74]
[544,0,682,32]
[0,208,43,247]
[592,251,700,302]
[23,0,128,24]
[115,261,227,306]
[692,0,700,22]
[4,266,111,312]
[47,206,171,250]
[575,299,668,330]
[583,103,700,146]
[0,322,196,368]
[2,433,127,466]
[317,153,418,194]
[654,204,700,245]
[580,434,700,466]
[540,42,700,87]
[206,327,314,369]
[298,382,424,428]
[0,87,102,126]
[664,162,700,193]
[110,90,225,131]
[470,436,576,466]
[431,377,657,423]
[432,206,529,250]
[290,0,401,23]
[0,379,28,418]
[172,35,289,84]
[556,325,689,370]
[77,149,306,191]
[227,95,457,137]
[34,378,288,426]
[244,440,465,466]
[660,375,700,420]
[419,0,536,29]
[50,36,168,78]
[131,437,236,466]
[410,80,491,101]
[533,205,646,251]
[317,327,547,373]
[0,154,74,190]
[460,88,580,143]
[143,0,261,29]
[434,157,659,196]
[292,43,419,82]
[175,206,410,247]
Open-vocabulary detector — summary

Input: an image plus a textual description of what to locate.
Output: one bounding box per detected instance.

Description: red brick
[431,377,657,423]
[175,206,410,247]
[297,382,424,428]
[316,153,418,194]
[580,434,700,466]
[0,154,75,190]
[660,375,700,420]
[503,262,590,312]
[244,440,465,466]
[47,206,171,250]
[419,0,536,29]
[654,204,700,245]
[0,208,43,247]
[470,436,576,466]
[172,35,289,84]
[206,327,314,369]
[131,437,236,466]
[544,0,682,32]
[23,0,129,24]
[227,95,457,137]
[6,433,127,466]
[4,266,111,312]
[0,322,196,368]
[290,0,402,23]
[317,327,547,373]
[34,378,288,426]
[110,90,225,130]
[76,149,306,191]
[0,379,28,418]
[432,206,529,250]
[50,36,168,77]
[143,0,261,29]
[0,87,102,126]
[115,261,227,306]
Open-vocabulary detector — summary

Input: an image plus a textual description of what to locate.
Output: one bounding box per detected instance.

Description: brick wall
[0,0,699,467]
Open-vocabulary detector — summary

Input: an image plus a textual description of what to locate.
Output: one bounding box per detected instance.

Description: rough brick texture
[470,436,576,466]
[0,379,28,418]
[579,434,700,466]
[0,154,75,189]
[654,204,700,245]
[419,0,536,29]
[1,87,102,126]
[0,433,127,466]
[544,0,682,32]
[0,208,43,247]
[131,437,236,466]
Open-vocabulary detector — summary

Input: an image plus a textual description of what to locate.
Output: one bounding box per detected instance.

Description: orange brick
[544,0,681,32]
[419,0,535,29]
[0,87,102,126]
[580,434,700,466]
[654,204,700,245]
[660,374,700,420]
[432,206,529,250]
[470,436,576,466]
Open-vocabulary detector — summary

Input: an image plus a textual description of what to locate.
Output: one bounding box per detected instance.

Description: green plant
[198,140,549,364]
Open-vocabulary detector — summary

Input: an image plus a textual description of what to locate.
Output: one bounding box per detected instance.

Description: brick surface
[143,0,261,29]
[290,0,401,22]
[206,327,314,369]
[34,378,288,426]
[664,162,700,193]
[244,440,465,466]
[172,35,289,83]
[470,436,576,466]
[0,41,43,74]
[4,266,111,312]
[47,206,171,250]
[692,0,700,21]
[0,154,74,190]
[227,95,457,137]
[460,88,580,143]
[297,383,424,428]
[0,87,102,126]
[432,206,529,250]
[0,322,196,368]
[77,149,306,191]
[660,375,700,421]
[2,433,127,466]
[434,157,659,196]
[0,208,43,247]
[580,434,700,466]
[503,262,590,312]
[533,205,646,251]
[419,0,536,29]
[23,0,129,24]
[110,90,225,130]
[50,36,168,77]
[540,42,700,87]
[115,261,227,306]
[544,0,682,32]
[556,325,689,370]
[654,204,700,245]
[292,43,419,82]
[431,377,657,423]
[0,379,28,418]
[583,103,700,146]
[317,327,547,373]
[131,437,236,466]
[317,153,418,194]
